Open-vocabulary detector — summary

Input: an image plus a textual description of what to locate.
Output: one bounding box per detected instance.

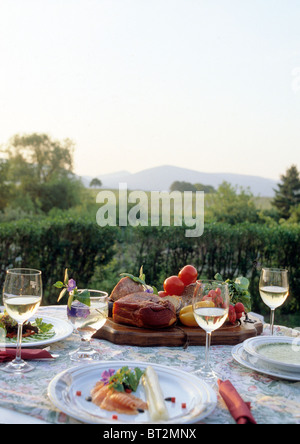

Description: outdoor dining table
[0,305,299,424]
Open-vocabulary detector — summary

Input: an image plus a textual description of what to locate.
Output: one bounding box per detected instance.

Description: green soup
[257,343,300,365]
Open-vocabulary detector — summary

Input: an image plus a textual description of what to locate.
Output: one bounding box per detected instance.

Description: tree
[206,181,259,224]
[3,133,83,213]
[6,133,74,183]
[0,159,13,211]
[170,181,197,192]
[89,177,102,188]
[272,165,300,219]
[194,183,216,193]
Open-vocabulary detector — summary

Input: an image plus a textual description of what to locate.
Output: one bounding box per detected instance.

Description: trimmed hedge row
[0,217,117,304]
[123,223,300,313]
[0,219,299,313]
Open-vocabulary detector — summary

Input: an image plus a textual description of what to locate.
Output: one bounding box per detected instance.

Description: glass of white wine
[192,280,229,385]
[67,290,108,362]
[259,268,289,335]
[2,268,42,373]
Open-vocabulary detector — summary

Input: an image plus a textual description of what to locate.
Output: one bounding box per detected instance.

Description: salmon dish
[91,381,148,415]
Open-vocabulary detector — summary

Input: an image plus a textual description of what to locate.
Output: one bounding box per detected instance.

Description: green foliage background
[1,218,299,326]
[0,134,299,326]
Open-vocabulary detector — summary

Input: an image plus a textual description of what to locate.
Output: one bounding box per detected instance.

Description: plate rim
[243,336,300,372]
[48,360,217,424]
[0,314,74,348]
[232,343,300,382]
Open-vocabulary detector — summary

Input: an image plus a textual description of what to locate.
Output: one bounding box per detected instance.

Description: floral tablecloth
[0,306,300,424]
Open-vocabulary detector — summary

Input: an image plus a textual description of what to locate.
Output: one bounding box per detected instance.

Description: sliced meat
[110,277,145,302]
[113,292,177,328]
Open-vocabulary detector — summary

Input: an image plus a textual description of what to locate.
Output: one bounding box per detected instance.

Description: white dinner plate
[48,360,217,424]
[0,315,74,348]
[232,343,300,382]
[243,336,300,374]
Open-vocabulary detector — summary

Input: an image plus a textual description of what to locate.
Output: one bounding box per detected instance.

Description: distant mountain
[82,165,277,197]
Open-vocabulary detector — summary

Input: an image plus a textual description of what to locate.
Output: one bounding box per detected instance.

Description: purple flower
[101,369,115,385]
[145,287,154,294]
[67,279,77,292]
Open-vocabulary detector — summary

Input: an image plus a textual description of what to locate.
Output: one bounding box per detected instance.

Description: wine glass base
[69,347,101,362]
[193,365,219,387]
[1,359,35,373]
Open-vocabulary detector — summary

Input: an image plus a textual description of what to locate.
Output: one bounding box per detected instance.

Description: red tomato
[178,265,198,286]
[215,287,222,297]
[163,276,185,296]
[208,290,217,299]
[158,291,168,298]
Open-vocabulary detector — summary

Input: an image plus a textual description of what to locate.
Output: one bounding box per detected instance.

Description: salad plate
[48,360,217,424]
[0,314,73,348]
[232,343,300,382]
[243,336,300,374]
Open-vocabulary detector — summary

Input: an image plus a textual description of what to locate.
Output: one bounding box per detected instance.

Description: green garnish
[54,268,90,308]
[108,366,144,393]
[120,266,158,295]
[215,273,251,312]
[34,318,54,333]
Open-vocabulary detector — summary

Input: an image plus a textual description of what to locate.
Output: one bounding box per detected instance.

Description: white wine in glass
[259,268,289,335]
[2,268,42,373]
[192,280,229,385]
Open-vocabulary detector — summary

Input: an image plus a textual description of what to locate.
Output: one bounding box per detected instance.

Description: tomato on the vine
[178,265,198,286]
[163,276,185,296]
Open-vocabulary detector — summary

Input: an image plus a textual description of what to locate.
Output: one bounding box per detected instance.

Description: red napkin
[218,379,257,424]
[0,348,53,363]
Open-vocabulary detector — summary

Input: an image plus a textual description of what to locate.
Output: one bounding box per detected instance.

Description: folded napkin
[0,348,53,363]
[218,379,257,424]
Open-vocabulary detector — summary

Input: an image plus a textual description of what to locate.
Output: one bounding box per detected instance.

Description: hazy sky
[0,0,300,180]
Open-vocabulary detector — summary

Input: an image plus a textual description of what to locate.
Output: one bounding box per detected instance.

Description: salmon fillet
[91,381,148,415]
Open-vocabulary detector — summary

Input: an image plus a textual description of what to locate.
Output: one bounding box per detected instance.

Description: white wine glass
[67,290,108,362]
[192,280,229,385]
[259,268,289,335]
[2,268,42,373]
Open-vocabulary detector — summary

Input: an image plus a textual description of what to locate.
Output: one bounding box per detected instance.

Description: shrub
[0,217,117,304]
[123,223,300,313]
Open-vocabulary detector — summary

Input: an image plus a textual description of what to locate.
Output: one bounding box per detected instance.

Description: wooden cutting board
[93,314,263,347]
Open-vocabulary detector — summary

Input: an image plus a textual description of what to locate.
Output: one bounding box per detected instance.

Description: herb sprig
[105,366,144,393]
[53,268,90,309]
[120,266,158,295]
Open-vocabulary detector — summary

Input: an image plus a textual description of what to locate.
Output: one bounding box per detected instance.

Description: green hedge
[124,223,300,313]
[0,217,117,304]
[0,219,299,313]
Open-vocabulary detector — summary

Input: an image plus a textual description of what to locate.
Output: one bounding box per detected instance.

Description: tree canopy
[1,133,83,214]
[272,165,300,219]
[170,180,215,193]
[89,177,102,188]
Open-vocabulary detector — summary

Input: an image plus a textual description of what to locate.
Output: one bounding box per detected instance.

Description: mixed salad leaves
[0,311,54,341]
[101,366,144,393]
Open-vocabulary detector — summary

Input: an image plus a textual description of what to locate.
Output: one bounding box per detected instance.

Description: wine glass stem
[205,332,212,369]
[15,323,23,363]
[80,337,92,350]
[270,309,275,335]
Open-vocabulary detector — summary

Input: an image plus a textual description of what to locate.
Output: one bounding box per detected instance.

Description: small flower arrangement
[53,269,90,310]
